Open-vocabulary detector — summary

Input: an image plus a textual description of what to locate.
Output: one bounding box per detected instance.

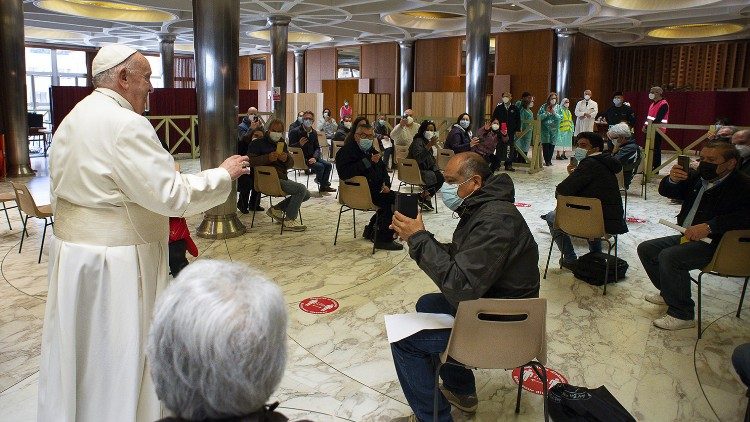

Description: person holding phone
[390,109,418,149]
[289,110,336,194]
[389,152,539,422]
[408,120,445,211]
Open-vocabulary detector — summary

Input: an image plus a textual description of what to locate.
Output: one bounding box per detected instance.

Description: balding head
[443,152,490,202]
[247,107,258,116]
[732,130,750,146]
[716,126,736,139]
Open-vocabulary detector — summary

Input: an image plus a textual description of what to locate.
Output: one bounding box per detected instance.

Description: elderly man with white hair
[148,260,292,422]
[609,122,642,189]
[38,44,249,421]
[574,89,598,135]
[733,129,750,177]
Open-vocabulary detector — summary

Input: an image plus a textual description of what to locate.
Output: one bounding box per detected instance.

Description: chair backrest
[395,145,409,161]
[332,141,345,160]
[705,230,750,277]
[635,147,645,175]
[339,176,377,211]
[445,298,547,369]
[11,182,43,218]
[253,166,285,197]
[437,148,455,171]
[615,170,626,191]
[554,195,607,239]
[397,158,424,185]
[288,147,308,171]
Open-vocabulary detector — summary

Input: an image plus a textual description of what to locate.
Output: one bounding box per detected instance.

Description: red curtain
[50,86,94,134]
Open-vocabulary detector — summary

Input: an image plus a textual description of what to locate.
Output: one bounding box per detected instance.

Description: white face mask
[648,93,656,100]
[584,94,591,100]
[423,130,434,140]
[343,121,352,129]
[270,132,283,141]
[323,112,329,117]
[550,99,557,105]
[378,119,386,125]
[406,116,414,125]
[502,97,510,104]
[459,119,470,129]
[491,123,499,131]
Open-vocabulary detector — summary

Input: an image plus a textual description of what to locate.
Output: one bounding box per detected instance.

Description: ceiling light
[25,26,86,40]
[35,0,176,22]
[648,23,744,39]
[382,11,464,30]
[401,11,463,20]
[247,30,333,44]
[603,0,720,11]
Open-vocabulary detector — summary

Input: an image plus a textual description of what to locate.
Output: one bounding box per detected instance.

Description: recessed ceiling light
[648,23,744,39]
[382,11,464,30]
[603,0,721,11]
[25,26,86,40]
[35,0,176,23]
[247,31,333,44]
[401,11,463,20]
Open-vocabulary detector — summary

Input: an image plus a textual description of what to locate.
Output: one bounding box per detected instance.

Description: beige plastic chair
[334,176,379,254]
[437,148,455,171]
[434,298,549,422]
[287,146,310,188]
[251,166,303,235]
[394,145,409,164]
[543,195,619,295]
[615,170,628,216]
[11,182,53,263]
[331,140,346,184]
[691,230,750,339]
[397,158,438,213]
[0,190,22,230]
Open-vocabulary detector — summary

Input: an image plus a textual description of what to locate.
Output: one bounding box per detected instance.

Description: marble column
[0,0,34,176]
[465,0,492,125]
[192,0,245,239]
[294,49,305,93]
[269,15,291,122]
[159,33,176,88]
[398,40,414,115]
[555,28,578,101]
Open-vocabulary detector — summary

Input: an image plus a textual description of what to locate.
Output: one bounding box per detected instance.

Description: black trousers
[369,190,396,242]
[652,133,663,170]
[482,153,501,171]
[168,240,189,276]
[423,171,445,196]
[237,174,260,211]
[542,143,555,165]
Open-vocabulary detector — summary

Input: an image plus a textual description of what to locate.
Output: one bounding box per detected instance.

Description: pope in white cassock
[37,45,250,421]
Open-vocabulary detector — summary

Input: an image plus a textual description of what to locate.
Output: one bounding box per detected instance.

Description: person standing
[556,98,574,160]
[39,44,249,422]
[492,92,520,171]
[598,91,635,128]
[474,118,501,171]
[574,89,598,136]
[339,99,353,121]
[642,86,669,171]
[515,94,535,163]
[538,92,562,166]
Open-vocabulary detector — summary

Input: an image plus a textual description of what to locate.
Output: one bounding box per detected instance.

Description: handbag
[572,251,628,286]
[548,383,635,422]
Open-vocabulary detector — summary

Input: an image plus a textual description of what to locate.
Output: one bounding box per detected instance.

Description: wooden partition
[411,92,493,120]
[284,93,324,127]
[353,93,392,120]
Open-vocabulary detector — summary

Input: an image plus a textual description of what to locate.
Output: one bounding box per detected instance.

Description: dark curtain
[51,86,94,134]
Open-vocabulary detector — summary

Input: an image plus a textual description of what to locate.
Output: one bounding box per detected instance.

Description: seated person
[733,343,750,394]
[289,110,336,193]
[237,128,265,213]
[390,109,418,148]
[288,111,304,133]
[148,260,294,422]
[333,115,353,143]
[336,123,403,251]
[609,122,642,189]
[474,118,501,171]
[444,113,479,154]
[374,113,394,170]
[542,132,628,270]
[389,152,540,422]
[712,125,736,142]
[408,120,445,211]
[247,118,310,232]
[731,129,750,177]
[637,141,750,330]
[319,108,338,140]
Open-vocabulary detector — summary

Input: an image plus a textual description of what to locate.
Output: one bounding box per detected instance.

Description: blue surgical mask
[459,119,470,129]
[440,178,474,211]
[613,98,622,106]
[303,119,313,128]
[573,147,588,163]
[297,116,304,123]
[378,119,386,126]
[358,138,373,152]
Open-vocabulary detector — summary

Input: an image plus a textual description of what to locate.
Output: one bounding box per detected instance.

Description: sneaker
[390,415,417,422]
[653,314,695,331]
[266,207,284,222]
[559,257,577,272]
[282,218,307,232]
[374,241,404,251]
[644,292,667,305]
[440,384,478,413]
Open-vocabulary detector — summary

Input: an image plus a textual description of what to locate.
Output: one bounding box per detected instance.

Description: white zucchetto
[92,44,138,77]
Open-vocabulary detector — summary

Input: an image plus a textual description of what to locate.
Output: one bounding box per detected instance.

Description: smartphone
[395,193,419,219]
[275,141,285,154]
[570,156,578,167]
[677,155,690,171]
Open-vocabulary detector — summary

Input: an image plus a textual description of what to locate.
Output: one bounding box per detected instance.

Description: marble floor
[0,153,748,422]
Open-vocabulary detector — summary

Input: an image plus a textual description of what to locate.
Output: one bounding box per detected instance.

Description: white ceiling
[22,0,750,54]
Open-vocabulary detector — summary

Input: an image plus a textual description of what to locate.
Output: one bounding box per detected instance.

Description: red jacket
[169,217,198,257]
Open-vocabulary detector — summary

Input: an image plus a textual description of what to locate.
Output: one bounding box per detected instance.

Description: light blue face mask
[573,147,588,163]
[459,119,470,129]
[358,138,373,152]
[440,177,474,211]
[303,119,313,128]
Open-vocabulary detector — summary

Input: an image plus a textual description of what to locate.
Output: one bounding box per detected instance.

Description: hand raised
[219,155,251,180]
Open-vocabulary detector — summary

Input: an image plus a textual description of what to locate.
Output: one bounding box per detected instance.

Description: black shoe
[559,257,577,272]
[237,202,250,214]
[561,153,568,159]
[363,225,374,241]
[249,205,265,212]
[320,185,337,193]
[556,155,563,160]
[505,165,516,172]
[374,241,404,251]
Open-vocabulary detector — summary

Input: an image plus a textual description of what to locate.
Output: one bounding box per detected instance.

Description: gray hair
[650,86,664,95]
[92,55,138,88]
[607,122,632,140]
[147,260,288,420]
[457,151,491,182]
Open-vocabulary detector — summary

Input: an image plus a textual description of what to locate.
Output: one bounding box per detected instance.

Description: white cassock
[38,88,232,422]
[574,99,598,135]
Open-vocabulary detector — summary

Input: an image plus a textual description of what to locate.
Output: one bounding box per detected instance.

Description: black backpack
[548,383,636,422]
[572,252,628,286]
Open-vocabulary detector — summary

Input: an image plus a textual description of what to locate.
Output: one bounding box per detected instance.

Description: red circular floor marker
[514,202,532,208]
[299,297,339,314]
[626,217,647,223]
[511,367,568,395]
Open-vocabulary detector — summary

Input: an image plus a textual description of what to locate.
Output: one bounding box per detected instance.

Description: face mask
[491,123,499,131]
[406,116,414,125]
[358,138,373,152]
[249,114,257,121]
[270,132,283,141]
[323,112,329,117]
[344,102,349,106]
[344,121,352,129]
[378,119,386,126]
[550,99,557,106]
[297,116,304,123]
[303,119,313,128]
[459,119,470,129]
[648,93,656,100]
[573,147,588,163]
[529,102,535,109]
[440,178,474,211]
[502,97,510,104]
[736,144,750,158]
[423,131,434,140]
[698,161,720,181]
[584,94,591,100]
[613,99,622,106]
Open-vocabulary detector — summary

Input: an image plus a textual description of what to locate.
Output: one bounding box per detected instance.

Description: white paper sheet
[381,137,393,149]
[658,219,711,244]
[384,312,455,343]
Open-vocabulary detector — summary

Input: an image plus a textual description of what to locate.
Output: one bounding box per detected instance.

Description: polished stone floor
[0,154,747,421]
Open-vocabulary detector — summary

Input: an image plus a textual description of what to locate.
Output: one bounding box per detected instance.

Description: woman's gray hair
[607,122,632,140]
[92,55,137,88]
[147,260,288,420]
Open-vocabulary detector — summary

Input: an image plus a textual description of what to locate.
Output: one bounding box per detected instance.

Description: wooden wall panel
[496,30,554,104]
[361,42,398,113]
[414,37,462,92]
[287,52,295,93]
[239,56,250,90]
[569,34,615,105]
[336,79,359,116]
[305,47,336,94]
[239,54,271,111]
[322,79,337,116]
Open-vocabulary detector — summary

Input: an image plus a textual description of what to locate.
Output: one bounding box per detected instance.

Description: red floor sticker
[514,202,532,208]
[627,217,647,223]
[511,367,568,395]
[299,297,339,314]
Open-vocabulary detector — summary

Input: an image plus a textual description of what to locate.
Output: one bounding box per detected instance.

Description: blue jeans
[544,210,602,260]
[390,293,475,422]
[732,343,750,387]
[276,179,310,220]
[382,146,394,169]
[309,159,332,187]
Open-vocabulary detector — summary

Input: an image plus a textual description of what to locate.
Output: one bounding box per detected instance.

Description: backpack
[572,252,628,286]
[548,383,636,422]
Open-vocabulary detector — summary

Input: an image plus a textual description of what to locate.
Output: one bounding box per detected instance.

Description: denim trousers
[637,235,715,320]
[544,211,602,260]
[390,293,475,422]
[276,179,311,220]
[309,159,332,187]
[382,146,394,169]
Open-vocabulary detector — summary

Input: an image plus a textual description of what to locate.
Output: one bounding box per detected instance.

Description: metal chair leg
[352,209,356,238]
[698,272,703,339]
[603,238,612,296]
[543,235,556,279]
[334,206,344,245]
[738,277,749,318]
[530,362,549,422]
[1,201,11,230]
[515,365,525,413]
[372,212,379,255]
[38,219,49,263]
[19,215,28,253]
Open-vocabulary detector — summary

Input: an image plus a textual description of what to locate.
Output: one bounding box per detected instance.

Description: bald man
[238,106,261,141]
[732,129,750,177]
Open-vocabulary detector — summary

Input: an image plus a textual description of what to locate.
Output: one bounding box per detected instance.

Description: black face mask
[698,161,719,181]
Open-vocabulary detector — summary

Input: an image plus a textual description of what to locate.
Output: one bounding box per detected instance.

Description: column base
[6,164,36,177]
[196,213,246,239]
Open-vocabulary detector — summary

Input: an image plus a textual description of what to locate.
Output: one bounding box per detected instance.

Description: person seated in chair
[237,128,265,213]
[542,132,628,271]
[247,118,310,232]
[408,120,445,212]
[289,110,336,194]
[637,140,750,331]
[388,152,540,422]
[336,123,402,251]
[609,122,642,189]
